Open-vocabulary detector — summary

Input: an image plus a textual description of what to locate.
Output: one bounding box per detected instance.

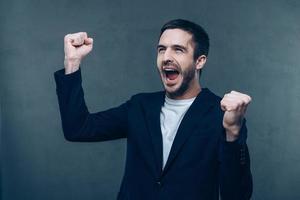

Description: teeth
[164,68,177,72]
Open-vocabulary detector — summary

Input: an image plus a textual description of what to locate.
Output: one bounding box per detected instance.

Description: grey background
[1,0,300,199]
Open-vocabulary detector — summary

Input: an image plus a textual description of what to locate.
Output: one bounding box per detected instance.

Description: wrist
[225,125,241,142]
[226,133,238,142]
[64,57,81,74]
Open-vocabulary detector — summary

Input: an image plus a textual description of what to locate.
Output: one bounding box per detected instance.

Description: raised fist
[64,32,93,74]
[220,91,252,141]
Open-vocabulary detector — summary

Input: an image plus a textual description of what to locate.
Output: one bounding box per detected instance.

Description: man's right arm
[54,32,128,142]
[54,68,128,141]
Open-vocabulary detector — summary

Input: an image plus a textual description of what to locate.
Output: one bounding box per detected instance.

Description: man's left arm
[219,91,253,200]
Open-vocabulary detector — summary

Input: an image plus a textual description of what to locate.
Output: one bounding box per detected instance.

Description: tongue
[167,72,179,80]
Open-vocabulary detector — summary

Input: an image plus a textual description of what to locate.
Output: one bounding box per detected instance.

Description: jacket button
[156,180,163,187]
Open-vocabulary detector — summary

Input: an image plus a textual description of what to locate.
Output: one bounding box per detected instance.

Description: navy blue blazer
[54,68,252,200]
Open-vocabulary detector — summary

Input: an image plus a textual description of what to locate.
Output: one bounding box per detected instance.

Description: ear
[195,55,207,70]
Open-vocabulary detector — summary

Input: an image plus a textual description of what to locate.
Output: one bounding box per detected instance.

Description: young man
[54,19,253,200]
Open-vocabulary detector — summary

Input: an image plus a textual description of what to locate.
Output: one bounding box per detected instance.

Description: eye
[175,48,184,53]
[157,48,166,53]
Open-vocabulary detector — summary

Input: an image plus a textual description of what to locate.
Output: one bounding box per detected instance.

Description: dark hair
[160,19,210,60]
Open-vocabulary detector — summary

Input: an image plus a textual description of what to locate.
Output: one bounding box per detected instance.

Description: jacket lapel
[142,91,165,175]
[162,88,216,174]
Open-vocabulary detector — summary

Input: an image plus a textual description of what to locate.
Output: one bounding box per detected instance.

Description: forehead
[158,28,194,47]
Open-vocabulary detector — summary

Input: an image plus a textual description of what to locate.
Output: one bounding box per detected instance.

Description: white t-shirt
[160,95,196,169]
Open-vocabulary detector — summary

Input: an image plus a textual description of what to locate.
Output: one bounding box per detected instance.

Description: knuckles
[64,32,87,43]
[221,91,252,112]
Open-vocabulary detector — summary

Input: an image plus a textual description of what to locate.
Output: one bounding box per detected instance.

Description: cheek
[178,58,192,69]
[156,55,162,67]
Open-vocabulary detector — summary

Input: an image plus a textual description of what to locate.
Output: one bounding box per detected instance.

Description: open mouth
[163,68,180,81]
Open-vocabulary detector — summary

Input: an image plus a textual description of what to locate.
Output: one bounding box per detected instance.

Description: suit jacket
[54,68,252,200]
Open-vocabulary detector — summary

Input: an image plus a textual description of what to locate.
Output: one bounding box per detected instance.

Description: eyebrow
[157,44,188,51]
[157,44,166,50]
[173,44,187,51]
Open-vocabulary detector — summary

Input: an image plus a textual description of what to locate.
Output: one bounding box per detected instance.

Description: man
[54,19,253,200]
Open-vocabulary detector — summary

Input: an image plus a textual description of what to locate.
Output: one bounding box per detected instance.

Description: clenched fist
[220,91,252,141]
[64,32,93,74]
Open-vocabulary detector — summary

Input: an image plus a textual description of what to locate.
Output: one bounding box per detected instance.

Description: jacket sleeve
[54,68,129,142]
[219,119,253,200]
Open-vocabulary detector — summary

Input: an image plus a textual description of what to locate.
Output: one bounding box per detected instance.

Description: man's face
[157,28,200,98]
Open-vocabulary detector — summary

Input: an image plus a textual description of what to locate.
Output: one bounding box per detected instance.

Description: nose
[162,48,174,64]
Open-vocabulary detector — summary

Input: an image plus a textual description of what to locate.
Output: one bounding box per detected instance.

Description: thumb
[220,100,228,111]
[84,38,93,45]
[77,44,93,57]
[221,104,226,111]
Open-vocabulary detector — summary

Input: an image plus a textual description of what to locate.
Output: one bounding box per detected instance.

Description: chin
[164,82,178,92]
[164,86,182,98]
